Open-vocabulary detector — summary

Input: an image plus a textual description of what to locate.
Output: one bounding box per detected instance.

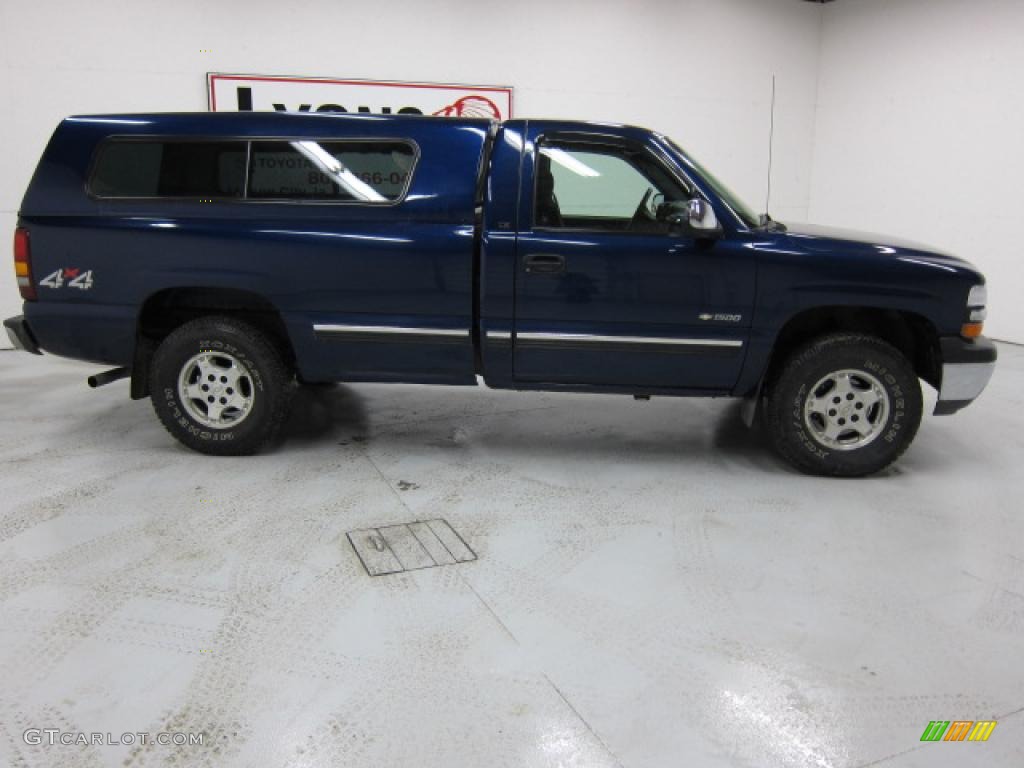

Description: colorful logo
[432,95,502,119]
[920,720,997,742]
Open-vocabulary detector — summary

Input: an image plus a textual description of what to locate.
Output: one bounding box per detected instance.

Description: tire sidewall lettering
[792,383,829,459]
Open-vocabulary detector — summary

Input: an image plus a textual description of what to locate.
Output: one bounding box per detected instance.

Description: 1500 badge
[699,313,742,322]
[39,268,94,291]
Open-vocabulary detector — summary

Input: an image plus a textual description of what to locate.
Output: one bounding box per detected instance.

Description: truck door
[512,130,755,391]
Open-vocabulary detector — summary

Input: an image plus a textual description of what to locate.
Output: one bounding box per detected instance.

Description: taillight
[13,227,35,301]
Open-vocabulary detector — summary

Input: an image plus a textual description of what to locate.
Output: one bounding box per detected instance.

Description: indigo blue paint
[16,112,985,396]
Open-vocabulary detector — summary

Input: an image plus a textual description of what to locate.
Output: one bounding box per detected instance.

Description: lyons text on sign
[207,74,513,120]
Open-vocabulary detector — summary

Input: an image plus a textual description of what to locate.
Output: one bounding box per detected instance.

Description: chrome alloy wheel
[177,351,255,429]
[802,368,890,451]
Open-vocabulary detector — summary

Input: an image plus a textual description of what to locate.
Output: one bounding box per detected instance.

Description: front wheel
[149,316,295,455]
[764,333,922,477]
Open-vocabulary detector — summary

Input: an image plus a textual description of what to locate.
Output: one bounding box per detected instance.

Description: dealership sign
[207,73,513,119]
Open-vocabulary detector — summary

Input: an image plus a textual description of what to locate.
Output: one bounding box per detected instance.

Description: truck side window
[89,140,245,198]
[247,140,415,203]
[534,142,687,233]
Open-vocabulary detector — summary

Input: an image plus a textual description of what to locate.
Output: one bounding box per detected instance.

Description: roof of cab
[62,111,498,137]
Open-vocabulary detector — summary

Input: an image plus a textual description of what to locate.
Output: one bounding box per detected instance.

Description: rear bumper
[3,315,42,355]
[934,335,996,415]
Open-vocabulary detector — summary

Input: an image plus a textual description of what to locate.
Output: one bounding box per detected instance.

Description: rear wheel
[149,317,295,455]
[764,333,922,477]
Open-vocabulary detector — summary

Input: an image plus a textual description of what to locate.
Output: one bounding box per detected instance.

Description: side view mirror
[663,198,723,239]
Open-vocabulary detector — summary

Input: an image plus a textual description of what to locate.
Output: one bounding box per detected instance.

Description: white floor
[0,344,1022,768]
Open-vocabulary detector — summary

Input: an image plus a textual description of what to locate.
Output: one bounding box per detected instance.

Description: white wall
[0,0,823,344]
[809,0,1024,341]
[6,1,1022,348]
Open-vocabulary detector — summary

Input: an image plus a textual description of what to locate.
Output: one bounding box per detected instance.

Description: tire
[149,316,295,455]
[763,333,922,477]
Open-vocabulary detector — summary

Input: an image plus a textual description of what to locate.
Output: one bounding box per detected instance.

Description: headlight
[968,284,987,307]
[963,284,987,338]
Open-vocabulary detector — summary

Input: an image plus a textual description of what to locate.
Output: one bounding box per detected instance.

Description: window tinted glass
[247,140,415,202]
[90,141,245,198]
[535,143,687,232]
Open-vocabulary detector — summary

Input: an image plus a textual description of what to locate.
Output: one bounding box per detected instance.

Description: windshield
[663,137,761,228]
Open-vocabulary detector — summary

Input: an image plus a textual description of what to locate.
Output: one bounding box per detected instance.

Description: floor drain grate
[347,519,477,576]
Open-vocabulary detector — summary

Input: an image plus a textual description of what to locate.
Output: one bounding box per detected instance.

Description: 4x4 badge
[39,268,94,291]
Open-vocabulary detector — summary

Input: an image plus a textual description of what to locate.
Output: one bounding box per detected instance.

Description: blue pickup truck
[5,112,996,475]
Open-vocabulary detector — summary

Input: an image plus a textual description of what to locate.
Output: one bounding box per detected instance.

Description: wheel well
[132,287,294,399]
[765,307,942,391]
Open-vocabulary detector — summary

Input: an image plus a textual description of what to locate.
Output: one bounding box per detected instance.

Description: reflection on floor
[0,344,1022,767]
